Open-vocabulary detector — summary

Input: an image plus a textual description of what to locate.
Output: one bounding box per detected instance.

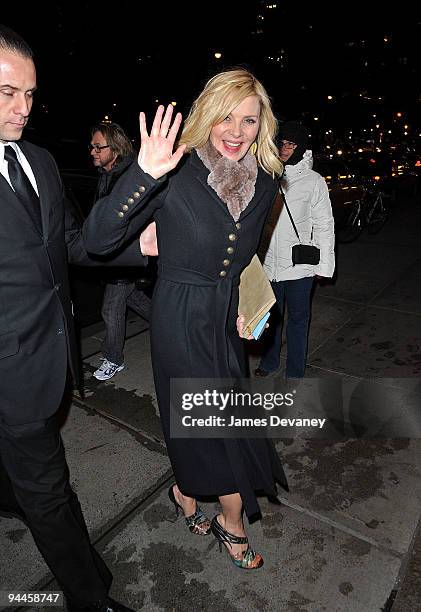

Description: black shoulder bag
[279,187,320,266]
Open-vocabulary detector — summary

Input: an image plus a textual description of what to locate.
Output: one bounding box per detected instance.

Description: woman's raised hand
[138,104,186,179]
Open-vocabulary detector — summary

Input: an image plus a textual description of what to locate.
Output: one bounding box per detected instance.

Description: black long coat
[84,151,288,518]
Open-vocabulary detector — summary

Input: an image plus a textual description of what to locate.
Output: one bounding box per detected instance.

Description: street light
[214,52,222,59]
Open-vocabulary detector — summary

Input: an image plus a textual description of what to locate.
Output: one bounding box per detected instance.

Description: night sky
[2,1,420,167]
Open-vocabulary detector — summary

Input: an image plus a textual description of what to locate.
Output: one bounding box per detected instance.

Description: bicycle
[336,184,390,243]
[364,187,391,234]
[336,197,364,243]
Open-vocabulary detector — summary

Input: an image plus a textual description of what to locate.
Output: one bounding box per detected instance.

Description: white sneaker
[93,359,125,381]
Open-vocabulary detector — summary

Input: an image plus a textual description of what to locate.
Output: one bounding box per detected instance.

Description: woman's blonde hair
[180,69,282,177]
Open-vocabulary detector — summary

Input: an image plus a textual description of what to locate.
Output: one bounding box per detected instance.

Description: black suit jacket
[0,141,146,425]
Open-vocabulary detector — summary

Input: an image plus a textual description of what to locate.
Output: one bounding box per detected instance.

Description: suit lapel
[191,152,234,221]
[18,142,50,237]
[238,170,269,221]
[0,171,44,235]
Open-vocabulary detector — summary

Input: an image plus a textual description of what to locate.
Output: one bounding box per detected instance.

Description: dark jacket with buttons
[83,151,278,376]
[0,141,146,425]
[83,151,287,519]
[95,155,143,284]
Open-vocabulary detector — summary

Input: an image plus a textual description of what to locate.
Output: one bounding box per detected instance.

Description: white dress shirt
[0,141,39,196]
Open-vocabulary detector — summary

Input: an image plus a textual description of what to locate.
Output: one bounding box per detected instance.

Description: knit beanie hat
[279,120,309,165]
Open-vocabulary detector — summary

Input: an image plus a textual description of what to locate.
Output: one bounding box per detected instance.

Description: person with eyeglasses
[255,120,335,379]
[89,122,151,381]
[90,122,135,196]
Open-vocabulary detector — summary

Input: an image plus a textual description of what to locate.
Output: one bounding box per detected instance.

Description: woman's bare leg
[172,484,196,515]
[172,484,211,534]
[217,492,248,558]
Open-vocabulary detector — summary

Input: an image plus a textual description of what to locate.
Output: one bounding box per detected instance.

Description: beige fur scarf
[196,140,258,221]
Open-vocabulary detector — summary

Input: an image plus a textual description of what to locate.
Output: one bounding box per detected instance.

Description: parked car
[388,156,420,199]
[313,157,366,242]
[61,170,105,327]
[351,151,420,201]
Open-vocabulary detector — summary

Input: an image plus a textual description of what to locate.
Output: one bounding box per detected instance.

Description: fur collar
[196,140,258,221]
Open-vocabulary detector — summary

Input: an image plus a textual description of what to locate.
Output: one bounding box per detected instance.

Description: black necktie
[4,146,42,230]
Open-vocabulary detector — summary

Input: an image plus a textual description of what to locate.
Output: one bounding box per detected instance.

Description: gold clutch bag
[238,254,276,338]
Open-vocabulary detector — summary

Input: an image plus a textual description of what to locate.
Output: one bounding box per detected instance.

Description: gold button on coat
[133,192,141,199]
[139,185,146,192]
[127,198,134,205]
[228,234,236,242]
[223,259,230,266]
[219,270,227,277]
[227,247,234,254]
[117,211,124,218]
[122,204,129,211]
[236,222,241,229]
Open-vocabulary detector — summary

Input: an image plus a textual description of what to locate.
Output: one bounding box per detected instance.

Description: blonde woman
[84,69,288,569]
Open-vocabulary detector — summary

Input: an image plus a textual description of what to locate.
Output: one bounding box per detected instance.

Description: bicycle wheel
[337,201,363,243]
[367,193,390,234]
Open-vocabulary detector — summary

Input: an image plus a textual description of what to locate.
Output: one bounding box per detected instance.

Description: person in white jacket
[255,121,335,378]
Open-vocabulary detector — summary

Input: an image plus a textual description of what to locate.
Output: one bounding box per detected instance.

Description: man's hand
[138,105,186,179]
[140,222,158,256]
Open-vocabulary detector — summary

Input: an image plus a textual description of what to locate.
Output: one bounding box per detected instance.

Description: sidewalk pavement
[1,198,421,611]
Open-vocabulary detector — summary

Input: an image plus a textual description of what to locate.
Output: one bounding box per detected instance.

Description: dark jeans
[101,282,151,365]
[259,276,314,378]
[0,416,111,607]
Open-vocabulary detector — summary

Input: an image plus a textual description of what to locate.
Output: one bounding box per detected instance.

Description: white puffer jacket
[262,150,335,281]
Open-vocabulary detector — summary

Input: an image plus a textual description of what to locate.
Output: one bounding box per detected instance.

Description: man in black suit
[0,25,143,612]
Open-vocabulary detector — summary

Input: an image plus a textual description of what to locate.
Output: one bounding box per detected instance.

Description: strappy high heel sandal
[168,485,211,536]
[210,515,264,569]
